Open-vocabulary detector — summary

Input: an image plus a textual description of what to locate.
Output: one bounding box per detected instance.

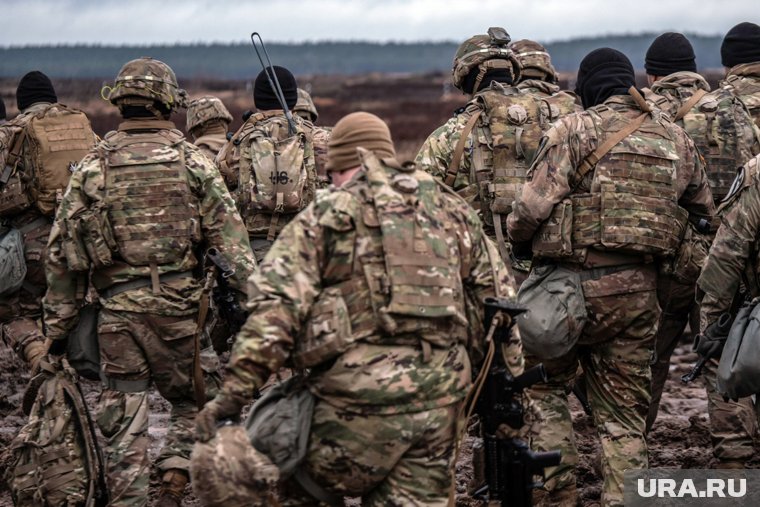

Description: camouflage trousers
[702,360,757,463]
[282,400,459,506]
[95,308,220,507]
[529,266,658,507]
[647,275,698,432]
[0,316,45,365]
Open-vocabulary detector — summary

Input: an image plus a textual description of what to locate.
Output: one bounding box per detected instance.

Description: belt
[99,271,194,299]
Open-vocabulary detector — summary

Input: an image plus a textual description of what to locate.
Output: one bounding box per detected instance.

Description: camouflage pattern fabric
[43,117,254,506]
[293,88,318,122]
[94,309,221,506]
[511,39,559,84]
[312,125,332,188]
[44,118,255,340]
[185,95,232,133]
[105,57,187,111]
[723,62,760,129]
[528,271,658,505]
[194,131,229,165]
[508,94,714,507]
[697,154,760,464]
[216,111,329,261]
[280,400,458,506]
[220,152,523,504]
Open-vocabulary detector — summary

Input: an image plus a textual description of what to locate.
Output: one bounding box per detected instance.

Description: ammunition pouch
[659,215,711,285]
[294,287,354,369]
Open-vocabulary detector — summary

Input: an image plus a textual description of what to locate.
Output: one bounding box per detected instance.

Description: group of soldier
[1,19,760,507]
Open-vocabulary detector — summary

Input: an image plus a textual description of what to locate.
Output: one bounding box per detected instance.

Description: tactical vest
[293,149,468,369]
[0,104,95,217]
[534,106,683,259]
[225,111,316,240]
[101,127,200,267]
[681,88,760,201]
[469,86,577,228]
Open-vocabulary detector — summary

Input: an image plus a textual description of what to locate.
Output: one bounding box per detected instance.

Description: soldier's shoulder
[719,154,760,211]
[312,183,363,227]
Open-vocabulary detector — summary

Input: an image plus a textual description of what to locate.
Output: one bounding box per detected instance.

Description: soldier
[416,28,577,282]
[294,87,332,188]
[697,152,760,462]
[642,32,760,465]
[507,48,714,506]
[0,71,96,372]
[511,39,564,95]
[43,57,256,507]
[195,111,526,505]
[720,22,760,127]
[217,66,328,262]
[185,95,233,161]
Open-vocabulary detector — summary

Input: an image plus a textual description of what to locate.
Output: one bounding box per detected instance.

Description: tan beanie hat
[326,112,396,172]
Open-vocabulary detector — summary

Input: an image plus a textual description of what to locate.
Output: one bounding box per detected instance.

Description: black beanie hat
[721,22,760,68]
[16,71,57,111]
[575,48,635,109]
[254,66,298,112]
[645,32,697,76]
[0,97,5,120]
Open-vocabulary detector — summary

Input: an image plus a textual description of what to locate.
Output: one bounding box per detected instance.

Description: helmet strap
[472,59,513,96]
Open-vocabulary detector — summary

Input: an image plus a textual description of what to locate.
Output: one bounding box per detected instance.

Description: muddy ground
[2,335,749,506]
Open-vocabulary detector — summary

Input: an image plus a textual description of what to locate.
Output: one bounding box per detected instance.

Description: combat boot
[23,339,48,374]
[533,484,578,507]
[156,469,189,507]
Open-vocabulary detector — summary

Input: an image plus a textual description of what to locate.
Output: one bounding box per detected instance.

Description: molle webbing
[103,131,197,266]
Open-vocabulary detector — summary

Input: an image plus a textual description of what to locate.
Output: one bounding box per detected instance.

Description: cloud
[0,0,756,45]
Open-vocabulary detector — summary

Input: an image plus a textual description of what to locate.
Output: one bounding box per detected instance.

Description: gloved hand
[693,333,726,360]
[195,392,247,442]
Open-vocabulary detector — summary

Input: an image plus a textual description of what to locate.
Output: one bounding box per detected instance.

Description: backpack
[228,111,316,239]
[6,357,107,507]
[12,104,96,216]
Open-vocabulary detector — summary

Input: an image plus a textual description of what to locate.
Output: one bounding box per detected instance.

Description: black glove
[693,333,726,360]
[195,392,247,442]
[510,240,533,261]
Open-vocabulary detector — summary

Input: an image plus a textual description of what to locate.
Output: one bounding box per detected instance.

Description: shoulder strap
[575,112,649,187]
[674,88,708,122]
[6,125,28,172]
[445,110,482,187]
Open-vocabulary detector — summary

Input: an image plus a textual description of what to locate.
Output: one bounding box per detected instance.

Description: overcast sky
[0,0,756,46]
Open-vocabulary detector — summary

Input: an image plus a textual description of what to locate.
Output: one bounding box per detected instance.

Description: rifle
[472,297,562,507]
[206,247,248,338]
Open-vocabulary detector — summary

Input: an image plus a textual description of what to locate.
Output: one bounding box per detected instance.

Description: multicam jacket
[647,71,760,202]
[698,154,760,330]
[507,94,715,278]
[223,150,523,415]
[44,119,256,340]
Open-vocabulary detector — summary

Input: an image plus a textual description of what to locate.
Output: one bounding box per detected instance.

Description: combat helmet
[293,88,319,122]
[186,95,233,133]
[452,27,521,94]
[105,57,187,111]
[191,424,279,507]
[511,39,559,84]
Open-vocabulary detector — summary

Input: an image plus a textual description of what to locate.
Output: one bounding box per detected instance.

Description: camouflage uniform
[293,88,332,186]
[697,154,760,465]
[0,101,95,369]
[508,93,714,506]
[216,111,329,262]
[644,71,760,458]
[43,58,256,507]
[213,145,523,505]
[416,31,578,284]
[723,62,760,129]
[186,95,233,165]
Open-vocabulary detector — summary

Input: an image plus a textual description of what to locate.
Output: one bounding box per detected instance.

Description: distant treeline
[0,33,724,79]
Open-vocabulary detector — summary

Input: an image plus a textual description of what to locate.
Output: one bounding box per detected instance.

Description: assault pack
[0,104,95,217]
[444,82,576,249]
[6,357,107,507]
[223,111,316,240]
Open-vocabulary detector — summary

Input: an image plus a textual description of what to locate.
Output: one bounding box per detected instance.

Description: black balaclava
[0,97,6,120]
[16,71,57,111]
[721,22,760,68]
[254,66,298,111]
[645,32,697,76]
[462,68,513,95]
[575,48,635,109]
